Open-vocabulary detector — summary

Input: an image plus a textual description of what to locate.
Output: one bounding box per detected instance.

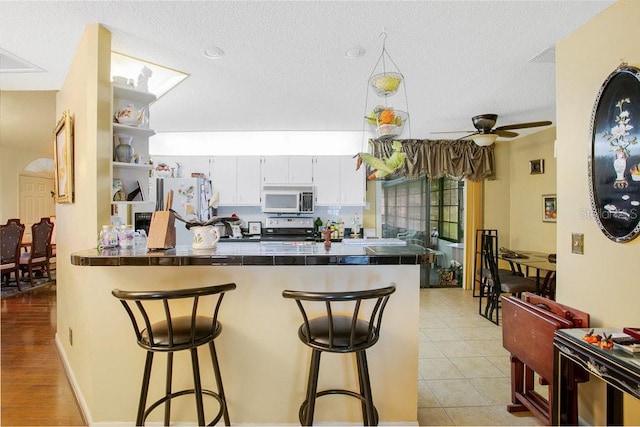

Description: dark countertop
[71,241,426,267]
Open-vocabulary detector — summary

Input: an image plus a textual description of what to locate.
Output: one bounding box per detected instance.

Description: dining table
[498,249,557,299]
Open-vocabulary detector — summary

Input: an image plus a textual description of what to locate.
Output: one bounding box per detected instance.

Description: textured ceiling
[0,1,615,140]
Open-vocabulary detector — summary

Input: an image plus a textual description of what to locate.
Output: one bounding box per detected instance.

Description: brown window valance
[368,139,495,181]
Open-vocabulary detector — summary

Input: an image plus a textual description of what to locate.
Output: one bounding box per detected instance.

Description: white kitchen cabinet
[339,156,366,205]
[111,85,156,205]
[313,156,341,205]
[209,156,237,205]
[236,156,262,205]
[313,156,365,206]
[210,156,262,206]
[287,156,313,183]
[261,156,313,184]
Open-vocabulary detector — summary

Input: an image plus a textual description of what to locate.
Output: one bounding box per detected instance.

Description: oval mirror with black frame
[589,63,640,242]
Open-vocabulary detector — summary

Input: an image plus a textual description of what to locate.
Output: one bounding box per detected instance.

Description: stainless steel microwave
[262,185,315,214]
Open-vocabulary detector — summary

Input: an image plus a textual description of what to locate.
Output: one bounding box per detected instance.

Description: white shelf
[112,84,157,104]
[113,123,156,137]
[112,162,154,170]
[111,200,151,206]
[111,82,155,210]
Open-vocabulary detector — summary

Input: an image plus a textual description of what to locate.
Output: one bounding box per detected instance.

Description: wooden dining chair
[48,215,56,271]
[1,219,26,290]
[19,217,54,287]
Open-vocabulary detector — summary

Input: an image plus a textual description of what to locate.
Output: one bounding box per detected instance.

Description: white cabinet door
[313,156,341,205]
[210,156,237,205]
[261,157,289,184]
[339,156,366,205]
[288,156,313,183]
[261,156,313,184]
[236,156,262,205]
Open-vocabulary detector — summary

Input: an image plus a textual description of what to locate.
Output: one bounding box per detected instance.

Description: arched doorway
[19,158,55,240]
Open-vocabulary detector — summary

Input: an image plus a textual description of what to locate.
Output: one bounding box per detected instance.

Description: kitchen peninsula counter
[66,241,422,425]
[70,241,426,266]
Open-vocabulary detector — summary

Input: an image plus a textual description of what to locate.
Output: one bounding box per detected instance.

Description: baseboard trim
[54,333,93,425]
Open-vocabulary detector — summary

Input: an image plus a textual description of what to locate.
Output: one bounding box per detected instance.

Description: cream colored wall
[0,91,57,222]
[484,128,557,252]
[363,179,376,229]
[556,0,640,424]
[507,127,557,252]
[483,139,513,246]
[54,23,112,422]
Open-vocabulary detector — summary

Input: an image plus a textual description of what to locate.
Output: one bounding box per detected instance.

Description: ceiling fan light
[470,133,498,146]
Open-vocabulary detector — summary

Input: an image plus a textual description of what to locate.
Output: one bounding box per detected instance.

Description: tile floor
[416,287,543,426]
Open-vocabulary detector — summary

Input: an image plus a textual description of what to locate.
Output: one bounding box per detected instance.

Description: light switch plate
[572,233,584,254]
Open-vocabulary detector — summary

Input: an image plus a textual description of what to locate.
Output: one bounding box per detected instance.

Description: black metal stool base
[143,389,228,426]
[299,389,379,426]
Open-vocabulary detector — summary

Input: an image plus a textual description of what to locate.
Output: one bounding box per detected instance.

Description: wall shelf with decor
[111,84,157,205]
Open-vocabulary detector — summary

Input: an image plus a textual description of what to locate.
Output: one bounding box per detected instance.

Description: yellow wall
[54,23,112,422]
[507,127,557,253]
[0,91,57,221]
[484,139,513,245]
[556,0,640,424]
[483,128,557,278]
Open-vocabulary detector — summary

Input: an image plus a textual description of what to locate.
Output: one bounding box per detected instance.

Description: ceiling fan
[433,114,553,146]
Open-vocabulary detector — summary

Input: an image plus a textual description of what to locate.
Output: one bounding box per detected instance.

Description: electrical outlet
[69,327,73,346]
[571,233,584,254]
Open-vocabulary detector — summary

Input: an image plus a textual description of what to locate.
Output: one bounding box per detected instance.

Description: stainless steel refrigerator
[156,177,212,245]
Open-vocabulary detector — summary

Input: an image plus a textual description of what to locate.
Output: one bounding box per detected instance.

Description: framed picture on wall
[529,159,545,174]
[248,221,262,236]
[53,110,74,204]
[543,194,557,222]
[588,63,640,242]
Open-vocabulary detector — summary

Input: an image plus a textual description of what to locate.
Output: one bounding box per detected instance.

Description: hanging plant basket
[365,108,409,139]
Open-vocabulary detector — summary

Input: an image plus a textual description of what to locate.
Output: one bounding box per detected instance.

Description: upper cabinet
[210,156,262,206]
[165,154,365,207]
[338,156,366,205]
[111,85,156,204]
[313,156,365,206]
[261,156,313,184]
[236,156,262,205]
[313,156,341,205]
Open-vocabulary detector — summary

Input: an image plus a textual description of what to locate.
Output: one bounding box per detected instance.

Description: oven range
[261,216,315,241]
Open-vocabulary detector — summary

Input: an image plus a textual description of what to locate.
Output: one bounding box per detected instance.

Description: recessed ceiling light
[203,46,225,59]
[345,46,365,59]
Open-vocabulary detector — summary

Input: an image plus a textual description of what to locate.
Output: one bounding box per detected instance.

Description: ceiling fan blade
[430,130,475,134]
[495,129,519,138]
[457,132,480,141]
[494,120,553,131]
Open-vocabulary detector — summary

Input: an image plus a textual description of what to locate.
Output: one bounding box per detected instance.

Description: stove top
[265,216,314,229]
[263,216,315,241]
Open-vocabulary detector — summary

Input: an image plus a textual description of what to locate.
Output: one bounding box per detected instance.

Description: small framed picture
[248,221,262,235]
[542,194,557,222]
[529,159,545,175]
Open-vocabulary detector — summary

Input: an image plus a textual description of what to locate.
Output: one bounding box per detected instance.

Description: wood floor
[1,283,86,426]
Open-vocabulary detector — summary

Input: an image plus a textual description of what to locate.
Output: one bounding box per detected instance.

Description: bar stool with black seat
[112,283,236,426]
[282,284,396,426]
